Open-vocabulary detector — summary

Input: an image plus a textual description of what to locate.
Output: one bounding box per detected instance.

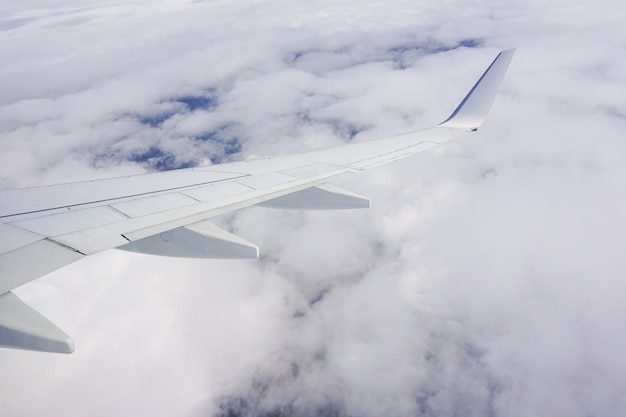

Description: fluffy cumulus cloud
[2,0,626,416]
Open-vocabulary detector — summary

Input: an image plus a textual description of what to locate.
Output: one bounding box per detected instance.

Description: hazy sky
[1,1,626,416]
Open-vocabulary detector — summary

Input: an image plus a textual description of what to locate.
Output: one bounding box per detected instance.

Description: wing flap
[53,227,130,256]
[10,206,128,237]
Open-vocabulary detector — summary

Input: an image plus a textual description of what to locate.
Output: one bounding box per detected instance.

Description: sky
[1,0,626,416]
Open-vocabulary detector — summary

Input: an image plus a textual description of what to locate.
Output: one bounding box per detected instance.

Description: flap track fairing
[0,292,74,353]
[258,184,370,210]
[118,222,259,259]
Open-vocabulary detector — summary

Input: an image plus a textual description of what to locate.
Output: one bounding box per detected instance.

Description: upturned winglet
[438,48,515,130]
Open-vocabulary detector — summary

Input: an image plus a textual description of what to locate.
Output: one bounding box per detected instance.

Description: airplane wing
[0,49,515,353]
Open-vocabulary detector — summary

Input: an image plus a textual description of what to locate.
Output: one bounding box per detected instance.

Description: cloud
[2,0,626,416]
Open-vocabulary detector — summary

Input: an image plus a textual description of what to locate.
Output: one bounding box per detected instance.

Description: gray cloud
[2,0,626,416]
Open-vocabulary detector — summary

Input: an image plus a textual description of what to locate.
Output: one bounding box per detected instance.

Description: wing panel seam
[44,238,86,256]
[0,174,251,219]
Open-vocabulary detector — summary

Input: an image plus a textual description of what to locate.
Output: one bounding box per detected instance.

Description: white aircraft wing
[0,49,515,353]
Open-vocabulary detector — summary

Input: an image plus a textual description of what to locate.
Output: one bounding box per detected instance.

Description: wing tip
[438,48,516,130]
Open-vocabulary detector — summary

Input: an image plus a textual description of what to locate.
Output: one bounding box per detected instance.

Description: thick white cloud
[2,0,626,416]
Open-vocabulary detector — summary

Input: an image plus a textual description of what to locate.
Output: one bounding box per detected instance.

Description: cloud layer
[2,1,626,416]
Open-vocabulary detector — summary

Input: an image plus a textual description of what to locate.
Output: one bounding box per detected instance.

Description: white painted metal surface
[11,206,129,237]
[0,240,83,295]
[0,223,43,255]
[237,172,296,189]
[112,193,199,218]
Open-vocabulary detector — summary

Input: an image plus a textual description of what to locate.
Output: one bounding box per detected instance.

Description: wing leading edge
[0,49,515,353]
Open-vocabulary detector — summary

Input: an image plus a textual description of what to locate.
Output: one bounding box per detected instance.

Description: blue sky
[1,1,626,416]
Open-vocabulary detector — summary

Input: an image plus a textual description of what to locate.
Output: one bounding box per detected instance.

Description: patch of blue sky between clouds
[286,36,482,72]
[121,89,240,169]
[295,110,369,143]
[195,125,242,160]
[136,91,219,128]
[136,112,177,128]
[324,119,368,141]
[120,134,242,171]
[387,38,482,68]
[128,146,195,171]
[175,93,218,112]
